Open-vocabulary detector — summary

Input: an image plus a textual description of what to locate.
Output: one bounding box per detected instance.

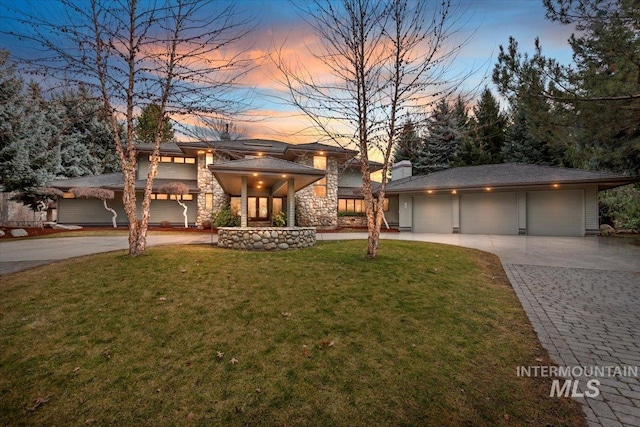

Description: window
[151,193,192,201]
[205,193,213,210]
[160,156,172,163]
[156,193,168,200]
[205,153,214,166]
[313,155,327,197]
[273,198,283,215]
[338,198,389,213]
[174,157,185,163]
[62,192,75,199]
[230,197,241,216]
[185,157,196,164]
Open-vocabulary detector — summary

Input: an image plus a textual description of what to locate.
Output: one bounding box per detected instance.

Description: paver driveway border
[2,231,639,425]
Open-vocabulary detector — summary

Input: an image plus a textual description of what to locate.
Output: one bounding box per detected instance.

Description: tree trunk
[177,200,188,228]
[103,199,118,228]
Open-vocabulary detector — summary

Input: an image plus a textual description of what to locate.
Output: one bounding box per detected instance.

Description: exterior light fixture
[552,183,559,188]
[451,189,457,194]
[197,150,205,154]
[427,190,433,194]
[257,152,263,156]
[485,187,492,191]
[319,151,325,155]
[282,174,287,178]
[252,173,258,177]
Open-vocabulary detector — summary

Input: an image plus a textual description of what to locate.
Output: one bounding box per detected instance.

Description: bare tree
[189,117,249,141]
[70,187,117,228]
[275,0,472,258]
[3,0,255,255]
[158,181,190,228]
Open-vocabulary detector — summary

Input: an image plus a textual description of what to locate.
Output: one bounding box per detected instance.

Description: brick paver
[505,264,640,427]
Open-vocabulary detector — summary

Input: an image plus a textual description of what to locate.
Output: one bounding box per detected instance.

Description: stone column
[241,176,248,227]
[287,177,295,227]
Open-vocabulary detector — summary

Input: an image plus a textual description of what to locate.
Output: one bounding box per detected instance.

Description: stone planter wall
[217,227,316,250]
[338,216,367,227]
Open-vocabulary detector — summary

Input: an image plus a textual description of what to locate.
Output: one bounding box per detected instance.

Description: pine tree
[415,98,463,175]
[393,120,422,165]
[473,87,507,163]
[135,103,175,143]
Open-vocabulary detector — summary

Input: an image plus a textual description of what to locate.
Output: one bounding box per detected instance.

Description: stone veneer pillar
[196,152,229,227]
[287,177,295,227]
[294,156,338,228]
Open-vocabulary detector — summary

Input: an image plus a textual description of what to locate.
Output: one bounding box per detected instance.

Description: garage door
[413,195,452,233]
[460,192,518,235]
[527,190,584,236]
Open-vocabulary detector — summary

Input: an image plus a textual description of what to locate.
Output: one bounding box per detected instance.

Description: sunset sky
[1,0,577,145]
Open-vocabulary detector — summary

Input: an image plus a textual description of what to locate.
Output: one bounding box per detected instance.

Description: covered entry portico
[208,157,326,227]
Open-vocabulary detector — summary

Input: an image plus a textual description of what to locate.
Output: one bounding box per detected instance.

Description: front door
[248,197,269,220]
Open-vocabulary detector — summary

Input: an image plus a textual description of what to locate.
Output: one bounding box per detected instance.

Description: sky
[0,0,578,145]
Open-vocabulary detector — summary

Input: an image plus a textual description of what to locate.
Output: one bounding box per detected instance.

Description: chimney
[392,160,412,181]
[220,123,231,140]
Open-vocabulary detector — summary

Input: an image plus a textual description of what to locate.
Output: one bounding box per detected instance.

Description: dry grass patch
[0,241,585,426]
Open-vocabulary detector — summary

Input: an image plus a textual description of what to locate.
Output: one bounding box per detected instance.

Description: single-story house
[385,161,638,236]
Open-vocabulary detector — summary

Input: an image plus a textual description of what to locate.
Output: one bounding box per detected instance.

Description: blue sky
[0,0,577,142]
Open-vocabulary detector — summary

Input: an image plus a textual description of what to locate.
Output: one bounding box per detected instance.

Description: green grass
[0,241,585,426]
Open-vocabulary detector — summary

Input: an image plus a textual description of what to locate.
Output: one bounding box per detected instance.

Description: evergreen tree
[473,87,507,163]
[134,103,175,143]
[503,102,559,165]
[415,98,463,175]
[393,120,422,165]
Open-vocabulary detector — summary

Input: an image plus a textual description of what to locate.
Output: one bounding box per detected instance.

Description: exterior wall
[294,155,339,228]
[385,196,400,226]
[217,227,316,250]
[584,185,599,234]
[57,192,197,226]
[137,157,197,180]
[398,194,413,231]
[517,191,527,234]
[196,152,228,226]
[338,169,365,187]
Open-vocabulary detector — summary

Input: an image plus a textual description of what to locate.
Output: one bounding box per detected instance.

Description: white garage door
[460,192,518,235]
[527,190,584,236]
[413,195,452,233]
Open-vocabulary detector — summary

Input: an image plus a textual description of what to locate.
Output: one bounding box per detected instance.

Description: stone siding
[217,227,316,250]
[294,155,338,228]
[338,215,367,228]
[196,152,229,227]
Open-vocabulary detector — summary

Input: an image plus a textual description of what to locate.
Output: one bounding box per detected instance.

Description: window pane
[185,157,196,164]
[205,193,213,210]
[230,197,241,216]
[346,199,354,212]
[259,198,268,218]
[273,198,283,215]
[156,194,168,200]
[338,199,346,211]
[248,197,257,218]
[355,200,363,213]
[174,157,185,163]
[383,198,389,211]
[161,156,172,163]
[313,155,327,170]
[182,194,193,201]
[204,153,213,165]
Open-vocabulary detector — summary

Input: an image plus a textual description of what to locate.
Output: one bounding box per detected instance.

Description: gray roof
[385,163,638,193]
[178,139,356,156]
[48,173,199,193]
[208,156,325,175]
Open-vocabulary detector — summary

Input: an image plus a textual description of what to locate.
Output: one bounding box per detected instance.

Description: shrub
[338,211,366,217]
[600,184,640,229]
[271,211,287,227]
[214,204,240,227]
[200,219,212,229]
[159,220,173,228]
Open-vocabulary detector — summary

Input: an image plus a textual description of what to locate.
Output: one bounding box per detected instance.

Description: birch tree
[3,0,255,255]
[70,187,117,228]
[158,181,190,228]
[276,0,471,257]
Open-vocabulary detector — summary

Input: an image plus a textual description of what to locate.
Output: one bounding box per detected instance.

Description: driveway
[2,232,639,426]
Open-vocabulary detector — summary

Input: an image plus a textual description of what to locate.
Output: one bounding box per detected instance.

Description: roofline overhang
[383,177,639,195]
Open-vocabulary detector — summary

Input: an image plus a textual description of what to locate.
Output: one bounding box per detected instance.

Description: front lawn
[0,241,585,426]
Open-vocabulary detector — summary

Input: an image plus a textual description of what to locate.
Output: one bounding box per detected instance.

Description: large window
[150,193,193,201]
[313,156,327,197]
[338,198,389,213]
[205,193,213,210]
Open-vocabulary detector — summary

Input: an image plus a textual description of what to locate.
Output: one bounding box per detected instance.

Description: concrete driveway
[1,232,639,426]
